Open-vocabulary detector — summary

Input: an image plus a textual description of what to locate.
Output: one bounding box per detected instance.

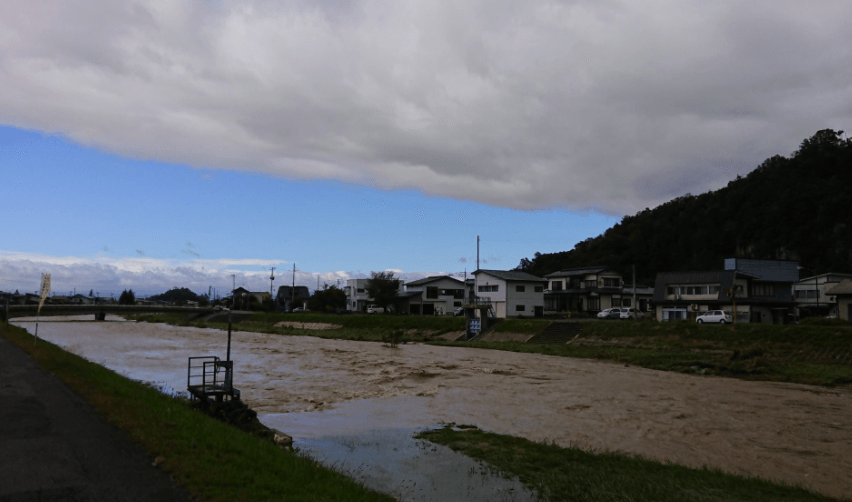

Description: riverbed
[13,317,852,499]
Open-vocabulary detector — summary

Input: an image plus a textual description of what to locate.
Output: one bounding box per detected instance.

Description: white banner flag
[38,273,51,313]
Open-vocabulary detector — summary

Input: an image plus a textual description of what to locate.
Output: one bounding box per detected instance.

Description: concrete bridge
[1,304,218,322]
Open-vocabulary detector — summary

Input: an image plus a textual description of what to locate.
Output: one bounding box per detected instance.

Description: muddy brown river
[14,317,852,499]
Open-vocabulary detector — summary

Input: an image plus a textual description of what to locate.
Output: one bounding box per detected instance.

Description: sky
[2,1,851,297]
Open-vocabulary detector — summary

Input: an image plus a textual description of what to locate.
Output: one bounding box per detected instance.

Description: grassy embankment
[132,312,852,387]
[416,425,846,502]
[1,321,393,502]
[128,311,466,343]
[434,318,852,387]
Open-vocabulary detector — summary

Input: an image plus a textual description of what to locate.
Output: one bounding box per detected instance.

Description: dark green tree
[514,129,852,281]
[365,271,401,313]
[309,284,347,312]
[118,289,136,305]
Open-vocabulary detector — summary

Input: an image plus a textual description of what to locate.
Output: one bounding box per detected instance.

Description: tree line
[516,129,852,283]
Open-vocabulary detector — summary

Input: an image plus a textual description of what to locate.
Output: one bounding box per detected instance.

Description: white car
[597,308,616,319]
[696,310,732,324]
[366,306,385,314]
[619,308,645,321]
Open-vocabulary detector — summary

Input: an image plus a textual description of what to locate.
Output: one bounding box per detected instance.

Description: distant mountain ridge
[516,129,852,283]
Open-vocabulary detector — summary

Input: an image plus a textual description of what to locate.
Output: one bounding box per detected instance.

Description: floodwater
[12,316,852,499]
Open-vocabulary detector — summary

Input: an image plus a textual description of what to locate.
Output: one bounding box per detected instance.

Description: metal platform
[187,356,240,402]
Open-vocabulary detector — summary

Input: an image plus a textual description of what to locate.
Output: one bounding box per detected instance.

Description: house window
[796,290,818,299]
[550,281,563,291]
[515,305,526,311]
[357,288,365,293]
[603,278,619,287]
[534,286,543,293]
[622,298,631,307]
[612,298,621,307]
[750,283,775,297]
[582,280,597,289]
[516,285,525,292]
[588,298,600,310]
[709,285,720,294]
[478,285,498,292]
[426,287,438,299]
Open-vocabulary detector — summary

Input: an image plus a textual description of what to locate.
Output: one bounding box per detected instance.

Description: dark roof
[653,271,738,302]
[724,258,799,282]
[399,291,422,298]
[827,279,852,295]
[405,275,463,286]
[545,266,609,278]
[475,269,547,282]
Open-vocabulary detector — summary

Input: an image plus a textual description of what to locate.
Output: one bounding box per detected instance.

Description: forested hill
[516,129,852,283]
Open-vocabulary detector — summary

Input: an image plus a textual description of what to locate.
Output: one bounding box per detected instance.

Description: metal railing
[187,356,236,401]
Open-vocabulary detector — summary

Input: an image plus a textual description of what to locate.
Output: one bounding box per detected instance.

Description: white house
[794,272,852,319]
[472,269,546,318]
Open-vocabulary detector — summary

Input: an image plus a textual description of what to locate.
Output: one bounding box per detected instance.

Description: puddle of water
[294,427,540,502]
[262,398,541,501]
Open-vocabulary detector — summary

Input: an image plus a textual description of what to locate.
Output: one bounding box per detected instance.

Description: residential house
[472,270,546,318]
[826,280,852,321]
[401,276,465,315]
[653,258,797,323]
[232,287,271,309]
[794,273,852,319]
[543,266,626,315]
[276,285,311,311]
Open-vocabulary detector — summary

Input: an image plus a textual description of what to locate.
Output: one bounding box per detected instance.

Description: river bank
[11,316,852,499]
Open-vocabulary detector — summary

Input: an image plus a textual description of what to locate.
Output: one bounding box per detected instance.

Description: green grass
[417,425,846,502]
[1,321,394,502]
[433,320,852,387]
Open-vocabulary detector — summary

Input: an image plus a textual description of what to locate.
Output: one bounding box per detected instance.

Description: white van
[366,305,385,314]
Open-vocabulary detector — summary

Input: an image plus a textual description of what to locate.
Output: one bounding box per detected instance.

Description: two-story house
[653,259,797,323]
[794,272,852,319]
[276,285,311,311]
[472,269,546,318]
[344,278,371,312]
[401,276,466,315]
[543,266,625,314]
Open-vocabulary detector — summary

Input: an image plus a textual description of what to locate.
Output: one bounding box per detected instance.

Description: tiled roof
[724,258,799,282]
[475,269,547,282]
[827,279,852,295]
[545,266,610,278]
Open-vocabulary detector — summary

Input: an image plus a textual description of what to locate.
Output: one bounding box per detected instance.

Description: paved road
[0,335,194,501]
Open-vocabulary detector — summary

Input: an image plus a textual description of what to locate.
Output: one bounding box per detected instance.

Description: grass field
[416,425,846,502]
[1,321,394,502]
[128,312,852,386]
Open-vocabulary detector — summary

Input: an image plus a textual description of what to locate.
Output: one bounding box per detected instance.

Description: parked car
[366,306,385,314]
[597,308,616,319]
[607,308,624,319]
[293,307,309,313]
[619,308,645,321]
[696,310,732,324]
[453,307,464,317]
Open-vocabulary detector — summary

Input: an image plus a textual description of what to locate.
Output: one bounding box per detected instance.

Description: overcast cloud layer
[0,251,435,298]
[3,1,851,214]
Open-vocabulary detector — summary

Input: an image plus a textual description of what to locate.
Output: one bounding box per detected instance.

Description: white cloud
[2,1,851,214]
[0,251,441,297]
